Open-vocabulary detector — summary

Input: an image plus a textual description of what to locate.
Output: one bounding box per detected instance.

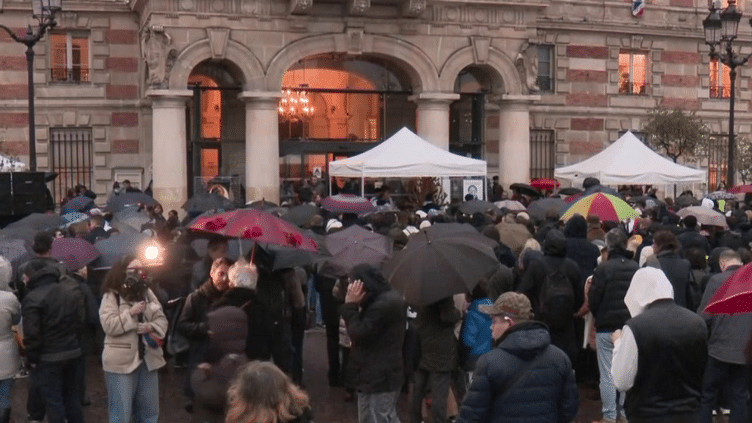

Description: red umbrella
[190,209,318,252]
[530,178,560,190]
[704,262,752,314]
[50,237,101,272]
[321,194,376,215]
[728,185,752,194]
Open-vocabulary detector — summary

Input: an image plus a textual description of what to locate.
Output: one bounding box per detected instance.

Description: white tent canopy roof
[328,127,487,178]
[554,131,706,184]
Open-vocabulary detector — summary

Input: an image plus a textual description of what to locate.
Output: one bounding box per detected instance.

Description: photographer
[99,256,168,423]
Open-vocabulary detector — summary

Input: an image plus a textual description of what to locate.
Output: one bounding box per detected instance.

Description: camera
[121,268,151,302]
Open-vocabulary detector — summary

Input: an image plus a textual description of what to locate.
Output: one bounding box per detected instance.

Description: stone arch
[439,46,523,95]
[170,38,265,90]
[265,33,440,92]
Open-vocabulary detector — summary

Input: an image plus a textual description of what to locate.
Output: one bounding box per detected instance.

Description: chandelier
[278,85,314,121]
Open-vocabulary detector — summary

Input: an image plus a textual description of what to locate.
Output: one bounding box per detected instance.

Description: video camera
[121,268,152,302]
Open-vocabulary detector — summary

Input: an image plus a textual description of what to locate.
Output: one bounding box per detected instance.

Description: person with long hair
[226,361,312,423]
[99,255,168,423]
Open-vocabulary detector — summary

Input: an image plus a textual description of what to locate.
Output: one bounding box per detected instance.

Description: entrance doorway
[187,61,245,202]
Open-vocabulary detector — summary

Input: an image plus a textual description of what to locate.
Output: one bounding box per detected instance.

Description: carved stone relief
[289,0,312,15]
[349,0,370,15]
[141,26,178,89]
[402,0,426,17]
[515,41,539,94]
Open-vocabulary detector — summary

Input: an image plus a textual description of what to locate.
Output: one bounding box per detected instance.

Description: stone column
[147,89,192,217]
[409,92,459,149]
[239,91,281,204]
[497,95,540,189]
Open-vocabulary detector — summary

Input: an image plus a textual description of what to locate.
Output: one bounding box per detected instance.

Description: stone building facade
[0,0,745,213]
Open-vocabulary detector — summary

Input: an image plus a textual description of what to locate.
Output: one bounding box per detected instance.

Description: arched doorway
[187,61,245,202]
[451,66,496,160]
[278,54,417,202]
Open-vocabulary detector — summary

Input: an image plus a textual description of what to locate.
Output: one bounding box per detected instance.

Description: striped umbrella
[561,193,639,222]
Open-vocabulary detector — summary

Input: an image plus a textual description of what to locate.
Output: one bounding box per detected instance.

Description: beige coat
[100,289,168,374]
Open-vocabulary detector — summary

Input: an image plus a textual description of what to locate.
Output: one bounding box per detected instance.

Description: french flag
[633,0,645,17]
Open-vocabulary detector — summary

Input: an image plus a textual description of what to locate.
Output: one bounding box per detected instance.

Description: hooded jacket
[0,257,21,379]
[613,268,707,423]
[22,263,84,364]
[457,321,579,423]
[563,216,600,282]
[589,247,638,332]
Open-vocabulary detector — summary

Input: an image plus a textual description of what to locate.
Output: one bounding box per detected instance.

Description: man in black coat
[696,249,752,423]
[645,230,695,309]
[589,228,639,423]
[612,267,707,423]
[341,264,406,423]
[457,292,578,423]
[677,215,710,254]
[517,229,583,363]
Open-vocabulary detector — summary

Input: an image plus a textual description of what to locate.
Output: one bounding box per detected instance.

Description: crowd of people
[1,176,752,423]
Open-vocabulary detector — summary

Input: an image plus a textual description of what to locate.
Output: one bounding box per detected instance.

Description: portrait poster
[463,179,484,201]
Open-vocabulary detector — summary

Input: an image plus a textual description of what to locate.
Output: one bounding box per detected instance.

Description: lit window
[50,33,90,83]
[618,52,649,95]
[536,45,555,93]
[710,58,731,99]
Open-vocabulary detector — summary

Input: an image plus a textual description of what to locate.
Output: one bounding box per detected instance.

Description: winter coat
[697,265,752,365]
[677,229,709,253]
[341,289,406,393]
[564,238,600,283]
[415,297,461,373]
[487,264,514,301]
[100,289,168,374]
[457,321,579,423]
[177,279,225,342]
[211,287,274,361]
[190,353,249,423]
[645,251,693,308]
[589,249,638,332]
[22,266,84,364]
[203,305,248,364]
[0,287,21,380]
[461,298,493,369]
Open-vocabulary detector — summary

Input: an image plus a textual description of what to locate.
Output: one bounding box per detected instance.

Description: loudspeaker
[0,173,10,215]
[12,172,45,193]
[13,192,46,215]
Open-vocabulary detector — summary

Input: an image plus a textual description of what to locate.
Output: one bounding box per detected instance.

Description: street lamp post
[0,0,62,172]
[703,0,752,188]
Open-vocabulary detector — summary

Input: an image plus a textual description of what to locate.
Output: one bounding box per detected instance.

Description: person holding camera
[99,255,168,423]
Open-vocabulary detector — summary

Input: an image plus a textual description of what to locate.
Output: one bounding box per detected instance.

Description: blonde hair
[226,361,310,423]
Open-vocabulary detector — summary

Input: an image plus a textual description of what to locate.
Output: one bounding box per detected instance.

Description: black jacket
[415,297,461,372]
[677,229,709,254]
[22,265,84,364]
[457,321,579,423]
[177,280,224,341]
[589,248,638,332]
[625,299,707,423]
[341,289,406,393]
[646,251,692,308]
[212,287,275,361]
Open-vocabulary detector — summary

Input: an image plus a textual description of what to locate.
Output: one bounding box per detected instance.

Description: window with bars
[710,58,731,99]
[536,45,555,93]
[50,127,93,204]
[50,32,90,83]
[618,51,649,95]
[707,134,728,189]
[530,129,555,179]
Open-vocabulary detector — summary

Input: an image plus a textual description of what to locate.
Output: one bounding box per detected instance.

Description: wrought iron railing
[50,67,90,83]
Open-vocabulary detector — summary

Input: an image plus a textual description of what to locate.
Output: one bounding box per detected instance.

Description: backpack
[538,263,575,330]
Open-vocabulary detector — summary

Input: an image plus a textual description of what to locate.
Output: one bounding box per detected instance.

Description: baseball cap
[478,292,533,321]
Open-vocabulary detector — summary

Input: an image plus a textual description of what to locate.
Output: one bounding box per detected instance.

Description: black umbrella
[44,172,58,182]
[92,233,149,268]
[458,200,501,215]
[510,183,541,198]
[384,224,500,307]
[182,192,236,213]
[0,237,33,271]
[319,225,392,278]
[61,196,94,214]
[675,195,699,209]
[245,199,278,210]
[5,213,65,232]
[527,198,567,222]
[283,204,319,226]
[559,187,583,196]
[106,192,156,212]
[582,184,623,199]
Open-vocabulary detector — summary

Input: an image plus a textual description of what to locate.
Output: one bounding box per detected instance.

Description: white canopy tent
[554,131,706,185]
[329,127,487,178]
[328,127,487,196]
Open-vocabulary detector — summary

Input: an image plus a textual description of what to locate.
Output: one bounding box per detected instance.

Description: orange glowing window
[618,52,648,95]
[51,32,90,83]
[710,58,731,99]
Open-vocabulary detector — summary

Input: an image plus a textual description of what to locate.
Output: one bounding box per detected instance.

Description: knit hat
[478,292,533,321]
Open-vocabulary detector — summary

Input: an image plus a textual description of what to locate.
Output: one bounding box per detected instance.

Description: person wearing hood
[0,256,20,423]
[589,228,639,423]
[456,292,578,423]
[564,214,600,283]
[611,267,707,423]
[696,249,751,423]
[517,229,583,363]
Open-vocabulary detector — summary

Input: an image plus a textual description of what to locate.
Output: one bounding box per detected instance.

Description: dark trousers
[699,356,750,423]
[290,307,307,385]
[410,369,452,423]
[26,365,45,420]
[35,356,85,423]
[317,276,342,385]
